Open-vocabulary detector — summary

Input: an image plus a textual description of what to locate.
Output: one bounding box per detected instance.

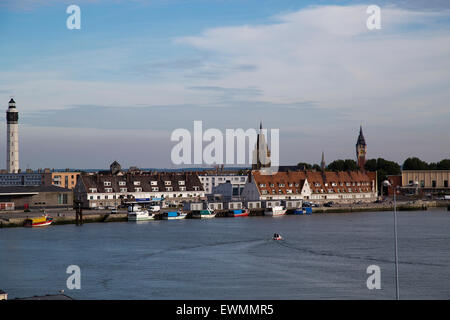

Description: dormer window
[105,188,113,193]
[133,181,141,186]
[119,181,126,186]
[165,181,171,186]
[178,180,185,185]
[104,181,111,186]
[151,181,157,186]
[193,186,200,191]
[135,187,142,192]
[120,188,127,192]
[152,187,159,192]
[166,187,173,191]
[89,188,97,193]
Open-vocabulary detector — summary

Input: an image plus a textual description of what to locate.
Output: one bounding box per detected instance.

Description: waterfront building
[209,181,244,202]
[0,172,43,186]
[0,185,73,210]
[242,169,377,204]
[42,170,80,190]
[307,170,377,203]
[74,162,205,208]
[356,125,367,170]
[198,172,248,195]
[401,170,450,195]
[241,171,311,204]
[6,98,19,173]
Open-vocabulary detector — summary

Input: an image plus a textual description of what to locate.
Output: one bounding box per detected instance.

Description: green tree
[365,158,401,195]
[327,159,358,172]
[437,159,450,170]
[403,157,429,170]
[297,162,312,170]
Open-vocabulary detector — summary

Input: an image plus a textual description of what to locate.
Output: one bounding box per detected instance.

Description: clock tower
[356,125,367,171]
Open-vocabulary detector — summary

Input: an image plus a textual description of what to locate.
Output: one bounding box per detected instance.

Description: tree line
[297,157,450,173]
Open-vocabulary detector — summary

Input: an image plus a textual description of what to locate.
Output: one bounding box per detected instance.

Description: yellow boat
[24,215,53,227]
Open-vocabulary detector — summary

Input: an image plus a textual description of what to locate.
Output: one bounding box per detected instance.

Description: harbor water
[0,208,449,299]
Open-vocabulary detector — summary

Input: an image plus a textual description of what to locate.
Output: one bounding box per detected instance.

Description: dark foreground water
[0,208,449,299]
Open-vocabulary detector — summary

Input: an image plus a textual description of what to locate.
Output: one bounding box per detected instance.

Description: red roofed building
[242,169,377,204]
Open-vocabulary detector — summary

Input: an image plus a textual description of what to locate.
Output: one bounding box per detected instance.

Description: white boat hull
[128,213,154,221]
[265,206,287,216]
[200,214,216,219]
[163,214,187,220]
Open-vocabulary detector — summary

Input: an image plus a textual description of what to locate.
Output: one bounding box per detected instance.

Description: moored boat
[162,211,187,220]
[293,208,304,215]
[24,215,53,227]
[127,205,154,221]
[231,208,249,217]
[303,207,313,215]
[201,208,216,218]
[265,206,287,216]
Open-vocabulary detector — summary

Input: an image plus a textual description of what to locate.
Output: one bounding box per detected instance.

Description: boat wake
[274,241,447,268]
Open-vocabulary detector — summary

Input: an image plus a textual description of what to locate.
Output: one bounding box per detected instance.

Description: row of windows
[201,176,246,182]
[102,180,186,187]
[89,193,201,200]
[90,186,195,193]
[409,180,449,188]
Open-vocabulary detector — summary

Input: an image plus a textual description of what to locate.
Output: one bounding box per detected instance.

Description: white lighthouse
[6,98,19,173]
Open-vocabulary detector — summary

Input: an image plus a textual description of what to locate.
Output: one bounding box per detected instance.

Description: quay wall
[1,201,447,228]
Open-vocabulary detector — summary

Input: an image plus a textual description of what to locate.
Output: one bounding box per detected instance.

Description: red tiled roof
[253,170,375,194]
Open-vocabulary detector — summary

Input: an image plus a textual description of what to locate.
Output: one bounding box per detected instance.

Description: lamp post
[383,180,399,300]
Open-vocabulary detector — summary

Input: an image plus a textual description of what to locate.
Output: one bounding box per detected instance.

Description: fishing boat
[265,206,287,216]
[127,205,154,221]
[24,215,53,227]
[231,208,249,217]
[194,208,216,219]
[162,211,188,220]
[293,208,304,215]
[303,207,313,215]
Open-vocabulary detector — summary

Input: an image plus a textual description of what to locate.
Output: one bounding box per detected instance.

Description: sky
[0,0,449,170]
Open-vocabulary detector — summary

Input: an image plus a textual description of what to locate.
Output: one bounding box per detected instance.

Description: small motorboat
[127,205,154,221]
[194,208,216,219]
[272,233,283,241]
[231,208,249,217]
[265,206,287,216]
[162,211,188,220]
[293,208,304,215]
[24,214,53,227]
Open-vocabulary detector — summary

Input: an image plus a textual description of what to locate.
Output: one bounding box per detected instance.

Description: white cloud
[176,5,450,120]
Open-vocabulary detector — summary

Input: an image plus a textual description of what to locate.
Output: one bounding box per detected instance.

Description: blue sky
[0,0,449,169]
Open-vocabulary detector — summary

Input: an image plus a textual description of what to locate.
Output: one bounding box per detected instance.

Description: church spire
[320,151,326,172]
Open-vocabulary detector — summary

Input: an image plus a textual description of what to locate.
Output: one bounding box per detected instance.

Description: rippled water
[0,208,449,299]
